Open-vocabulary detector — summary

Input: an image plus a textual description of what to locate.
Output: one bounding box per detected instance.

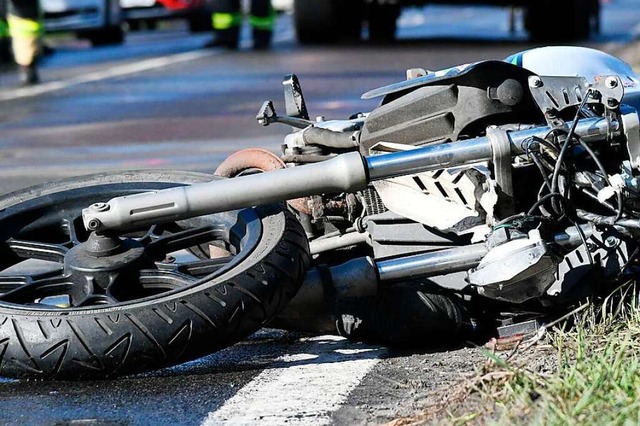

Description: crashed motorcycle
[0,46,639,380]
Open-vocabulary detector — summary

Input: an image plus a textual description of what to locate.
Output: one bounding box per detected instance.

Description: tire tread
[0,173,309,379]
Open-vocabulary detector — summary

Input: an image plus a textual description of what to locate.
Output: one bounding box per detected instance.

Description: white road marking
[0,49,216,102]
[202,335,385,425]
[0,23,294,103]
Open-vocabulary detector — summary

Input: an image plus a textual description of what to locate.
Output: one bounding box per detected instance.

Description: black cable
[524,141,553,192]
[531,136,560,156]
[581,187,619,214]
[537,182,553,217]
[568,218,594,265]
[524,137,563,219]
[576,210,640,228]
[531,153,553,191]
[524,137,558,172]
[537,154,557,174]
[618,246,640,277]
[545,113,624,221]
[527,192,565,216]
[495,213,525,226]
[574,137,624,221]
[550,90,592,214]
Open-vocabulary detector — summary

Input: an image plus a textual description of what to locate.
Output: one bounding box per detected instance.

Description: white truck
[42,0,124,46]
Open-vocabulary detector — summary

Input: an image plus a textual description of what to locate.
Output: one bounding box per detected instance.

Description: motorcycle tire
[0,171,309,380]
[336,283,465,347]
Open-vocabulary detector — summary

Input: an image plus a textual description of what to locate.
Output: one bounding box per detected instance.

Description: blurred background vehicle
[271,0,293,13]
[42,0,124,46]
[121,0,211,32]
[293,0,601,44]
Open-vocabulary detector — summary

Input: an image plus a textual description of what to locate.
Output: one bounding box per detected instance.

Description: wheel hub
[65,233,146,292]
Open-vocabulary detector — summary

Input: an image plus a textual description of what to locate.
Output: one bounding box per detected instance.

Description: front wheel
[0,171,309,379]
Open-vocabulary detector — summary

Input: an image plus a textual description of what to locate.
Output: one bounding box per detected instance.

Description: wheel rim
[0,183,263,312]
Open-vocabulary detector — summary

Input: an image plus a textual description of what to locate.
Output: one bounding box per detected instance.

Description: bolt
[607,98,619,108]
[605,236,619,249]
[610,119,620,132]
[91,202,110,212]
[87,219,102,231]
[605,77,618,89]
[529,77,543,88]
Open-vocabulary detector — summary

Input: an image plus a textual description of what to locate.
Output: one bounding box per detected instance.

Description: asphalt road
[0,1,639,424]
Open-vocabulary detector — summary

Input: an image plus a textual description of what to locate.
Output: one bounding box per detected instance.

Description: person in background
[0,1,12,65]
[208,0,275,50]
[1,0,42,85]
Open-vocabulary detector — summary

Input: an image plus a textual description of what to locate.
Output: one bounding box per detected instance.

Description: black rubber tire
[86,25,125,46]
[367,2,399,43]
[294,0,363,45]
[527,0,593,42]
[336,283,465,347]
[0,171,309,380]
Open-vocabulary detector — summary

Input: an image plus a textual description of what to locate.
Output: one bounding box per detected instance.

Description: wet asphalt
[0,1,639,424]
[0,1,636,194]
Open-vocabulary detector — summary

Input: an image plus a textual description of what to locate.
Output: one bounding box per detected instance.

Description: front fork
[82,115,611,233]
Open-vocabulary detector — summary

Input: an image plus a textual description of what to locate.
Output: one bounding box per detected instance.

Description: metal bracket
[547,227,629,301]
[621,106,640,169]
[283,74,309,120]
[528,75,624,116]
[487,126,514,215]
[256,100,313,129]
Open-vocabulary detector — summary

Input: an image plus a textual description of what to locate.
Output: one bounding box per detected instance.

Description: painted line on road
[0,25,294,103]
[202,335,385,425]
[0,49,216,102]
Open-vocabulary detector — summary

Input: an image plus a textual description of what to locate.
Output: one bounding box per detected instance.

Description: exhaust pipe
[276,226,592,331]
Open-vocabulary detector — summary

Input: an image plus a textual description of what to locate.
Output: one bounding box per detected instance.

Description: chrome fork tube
[82,116,610,232]
[366,116,610,179]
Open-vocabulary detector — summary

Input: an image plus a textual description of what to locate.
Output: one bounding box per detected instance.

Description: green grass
[476,287,640,425]
[392,284,640,425]
[493,298,640,425]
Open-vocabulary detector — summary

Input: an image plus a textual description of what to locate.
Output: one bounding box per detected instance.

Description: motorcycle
[0,46,638,380]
